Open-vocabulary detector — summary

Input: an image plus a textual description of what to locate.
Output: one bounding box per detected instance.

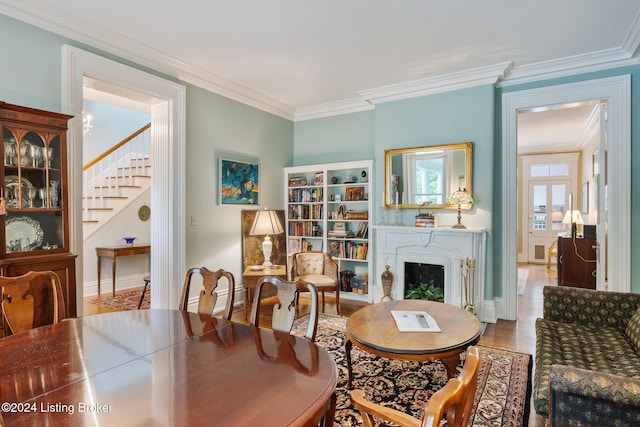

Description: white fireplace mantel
[373,226,491,322]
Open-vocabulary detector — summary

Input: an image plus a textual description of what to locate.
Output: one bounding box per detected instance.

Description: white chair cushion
[295,274,336,287]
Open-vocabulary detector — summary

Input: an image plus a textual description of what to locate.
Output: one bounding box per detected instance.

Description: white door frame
[501,75,631,320]
[62,46,186,313]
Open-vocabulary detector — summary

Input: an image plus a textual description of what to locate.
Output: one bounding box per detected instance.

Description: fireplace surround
[373,226,488,322]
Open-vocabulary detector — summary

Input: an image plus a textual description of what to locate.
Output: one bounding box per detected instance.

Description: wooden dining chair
[249,276,319,342]
[350,346,481,427]
[138,275,151,309]
[1,271,66,335]
[179,267,235,320]
[290,251,340,315]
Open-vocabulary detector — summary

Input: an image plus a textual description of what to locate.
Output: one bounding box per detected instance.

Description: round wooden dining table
[0,309,338,426]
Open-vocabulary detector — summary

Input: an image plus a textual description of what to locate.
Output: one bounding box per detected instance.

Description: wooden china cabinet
[0,102,77,336]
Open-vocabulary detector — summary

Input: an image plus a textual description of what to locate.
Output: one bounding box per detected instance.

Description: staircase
[83,124,151,238]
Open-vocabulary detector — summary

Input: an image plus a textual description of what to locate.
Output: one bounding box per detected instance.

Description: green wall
[293,110,375,165]
[0,14,293,290]
[294,85,496,297]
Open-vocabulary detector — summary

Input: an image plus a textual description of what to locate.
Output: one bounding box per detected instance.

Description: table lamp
[562,209,583,237]
[448,188,473,229]
[249,208,284,267]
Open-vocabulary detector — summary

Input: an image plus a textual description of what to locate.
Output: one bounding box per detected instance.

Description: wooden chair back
[1,271,66,335]
[350,346,481,427]
[179,267,235,320]
[249,276,319,342]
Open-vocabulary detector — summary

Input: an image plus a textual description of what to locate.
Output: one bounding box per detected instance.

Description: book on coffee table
[390,310,441,332]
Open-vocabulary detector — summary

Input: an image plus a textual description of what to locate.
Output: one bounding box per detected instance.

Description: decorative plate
[6,216,44,252]
[4,175,34,208]
[138,204,151,221]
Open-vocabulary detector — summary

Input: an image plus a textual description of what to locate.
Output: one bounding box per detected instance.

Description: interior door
[527,180,570,263]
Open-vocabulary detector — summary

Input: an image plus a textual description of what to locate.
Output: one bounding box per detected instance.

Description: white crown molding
[0,1,296,120]
[622,9,640,57]
[499,47,639,87]
[295,62,512,120]
[294,98,374,121]
[357,62,513,105]
[576,105,601,150]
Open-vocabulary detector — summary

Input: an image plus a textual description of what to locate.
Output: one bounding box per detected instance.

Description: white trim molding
[501,75,631,320]
[62,46,186,312]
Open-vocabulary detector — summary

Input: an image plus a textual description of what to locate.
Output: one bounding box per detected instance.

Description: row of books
[288,188,323,203]
[288,204,323,220]
[288,222,321,237]
[328,241,368,260]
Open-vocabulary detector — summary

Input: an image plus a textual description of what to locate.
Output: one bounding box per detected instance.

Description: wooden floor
[83,263,552,426]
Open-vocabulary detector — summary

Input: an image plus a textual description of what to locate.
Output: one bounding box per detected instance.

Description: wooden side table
[242,265,287,319]
[96,244,151,296]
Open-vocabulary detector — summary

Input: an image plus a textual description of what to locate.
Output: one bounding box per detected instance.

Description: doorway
[62,46,187,314]
[501,75,631,320]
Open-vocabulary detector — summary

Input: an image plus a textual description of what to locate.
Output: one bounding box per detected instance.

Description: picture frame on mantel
[219,158,260,205]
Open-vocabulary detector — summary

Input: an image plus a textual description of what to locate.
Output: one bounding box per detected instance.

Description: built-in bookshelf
[284,160,373,302]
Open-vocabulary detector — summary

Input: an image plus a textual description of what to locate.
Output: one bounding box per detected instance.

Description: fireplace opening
[404,262,445,302]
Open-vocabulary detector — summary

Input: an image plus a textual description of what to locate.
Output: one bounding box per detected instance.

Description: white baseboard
[83,273,150,297]
[480,299,498,323]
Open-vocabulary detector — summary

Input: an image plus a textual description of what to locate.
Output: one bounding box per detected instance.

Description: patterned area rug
[291,314,532,427]
[89,289,149,310]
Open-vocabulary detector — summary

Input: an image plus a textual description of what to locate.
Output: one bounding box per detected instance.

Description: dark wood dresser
[557,236,596,289]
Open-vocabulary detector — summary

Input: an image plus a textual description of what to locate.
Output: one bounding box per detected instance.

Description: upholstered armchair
[289,252,340,315]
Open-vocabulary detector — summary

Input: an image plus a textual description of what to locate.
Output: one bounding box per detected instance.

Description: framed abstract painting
[219,158,260,205]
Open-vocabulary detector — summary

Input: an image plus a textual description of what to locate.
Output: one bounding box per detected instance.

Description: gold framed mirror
[384,142,472,209]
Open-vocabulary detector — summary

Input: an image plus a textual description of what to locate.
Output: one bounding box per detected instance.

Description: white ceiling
[518,102,599,153]
[1,0,639,144]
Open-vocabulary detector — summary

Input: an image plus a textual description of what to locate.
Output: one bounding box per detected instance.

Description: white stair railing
[83,123,151,221]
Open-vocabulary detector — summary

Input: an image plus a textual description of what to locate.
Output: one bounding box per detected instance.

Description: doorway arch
[501,75,631,320]
[62,46,186,313]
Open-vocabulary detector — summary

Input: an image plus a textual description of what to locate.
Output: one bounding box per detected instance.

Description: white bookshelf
[284,160,373,303]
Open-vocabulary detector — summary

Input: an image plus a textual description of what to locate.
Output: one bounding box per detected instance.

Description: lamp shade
[562,210,583,225]
[448,188,473,206]
[250,209,284,236]
[250,209,284,267]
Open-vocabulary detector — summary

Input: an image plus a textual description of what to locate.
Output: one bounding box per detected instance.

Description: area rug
[291,314,532,427]
[517,268,529,295]
[89,289,149,310]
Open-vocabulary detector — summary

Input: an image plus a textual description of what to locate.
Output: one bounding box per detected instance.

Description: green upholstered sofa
[534,285,640,425]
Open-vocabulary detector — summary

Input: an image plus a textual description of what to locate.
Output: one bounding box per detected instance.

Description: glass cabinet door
[2,127,65,255]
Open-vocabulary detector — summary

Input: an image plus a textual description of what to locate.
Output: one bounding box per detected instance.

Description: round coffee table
[345,299,481,387]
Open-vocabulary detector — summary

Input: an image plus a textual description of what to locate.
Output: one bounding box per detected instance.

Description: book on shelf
[328,230,355,238]
[390,310,441,332]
